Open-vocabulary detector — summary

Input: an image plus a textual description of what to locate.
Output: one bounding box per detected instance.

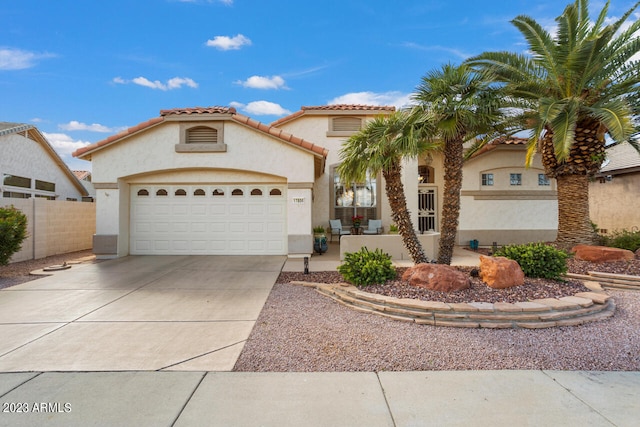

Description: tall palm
[413,63,504,264]
[338,110,437,264]
[467,0,640,249]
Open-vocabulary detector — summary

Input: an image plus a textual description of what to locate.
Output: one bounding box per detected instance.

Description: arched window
[250,188,263,196]
[137,189,149,196]
[175,189,187,196]
[231,188,244,196]
[194,189,206,196]
[212,188,225,196]
[269,188,282,196]
[156,189,168,196]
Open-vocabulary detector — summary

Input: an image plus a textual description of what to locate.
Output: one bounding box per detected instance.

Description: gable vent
[187,126,218,144]
[332,117,362,132]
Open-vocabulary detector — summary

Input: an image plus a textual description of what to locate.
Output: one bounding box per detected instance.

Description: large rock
[402,263,470,292]
[479,255,525,289]
[572,245,635,262]
[635,248,640,260]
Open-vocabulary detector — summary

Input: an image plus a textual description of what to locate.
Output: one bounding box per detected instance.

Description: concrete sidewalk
[1,370,638,426]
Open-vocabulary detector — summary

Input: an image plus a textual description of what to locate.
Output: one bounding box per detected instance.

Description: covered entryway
[130,184,287,255]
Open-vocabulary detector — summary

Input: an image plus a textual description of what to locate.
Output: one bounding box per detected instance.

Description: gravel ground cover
[235,257,640,372]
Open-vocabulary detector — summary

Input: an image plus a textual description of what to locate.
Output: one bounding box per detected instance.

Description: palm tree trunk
[438,139,464,265]
[555,173,597,249]
[382,163,428,264]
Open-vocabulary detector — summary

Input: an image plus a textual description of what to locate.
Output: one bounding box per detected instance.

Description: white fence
[1,198,96,263]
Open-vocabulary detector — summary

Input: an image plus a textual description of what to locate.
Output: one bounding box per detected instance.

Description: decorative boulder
[635,248,640,260]
[572,245,635,262]
[479,255,525,289]
[402,263,471,293]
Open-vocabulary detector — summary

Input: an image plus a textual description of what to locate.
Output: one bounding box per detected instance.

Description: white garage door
[130,184,287,255]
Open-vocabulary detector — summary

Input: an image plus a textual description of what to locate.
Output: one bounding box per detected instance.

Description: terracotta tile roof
[468,136,529,158]
[73,117,164,158]
[302,104,396,111]
[160,106,236,116]
[231,114,328,157]
[270,104,395,127]
[73,107,328,160]
[72,170,91,180]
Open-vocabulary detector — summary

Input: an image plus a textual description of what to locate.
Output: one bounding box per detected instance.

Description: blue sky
[1,0,637,171]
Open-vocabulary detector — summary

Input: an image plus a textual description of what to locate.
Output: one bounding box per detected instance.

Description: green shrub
[604,229,640,252]
[493,242,568,280]
[0,206,28,266]
[337,247,396,287]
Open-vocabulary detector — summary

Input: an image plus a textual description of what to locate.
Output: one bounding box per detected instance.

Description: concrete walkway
[1,370,638,426]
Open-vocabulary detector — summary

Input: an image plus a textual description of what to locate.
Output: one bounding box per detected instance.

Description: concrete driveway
[0,255,285,372]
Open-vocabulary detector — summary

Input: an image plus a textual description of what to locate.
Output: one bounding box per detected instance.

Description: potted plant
[389,224,399,234]
[351,215,364,229]
[312,226,327,255]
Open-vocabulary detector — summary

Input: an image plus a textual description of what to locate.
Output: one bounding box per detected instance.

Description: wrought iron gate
[418,186,437,232]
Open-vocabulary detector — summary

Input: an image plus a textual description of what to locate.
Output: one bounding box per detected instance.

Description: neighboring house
[589,142,640,234]
[73,170,96,201]
[1,122,88,201]
[73,105,558,259]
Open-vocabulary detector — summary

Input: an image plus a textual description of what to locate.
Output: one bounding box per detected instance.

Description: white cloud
[236,75,287,89]
[328,91,414,109]
[112,76,198,91]
[230,101,291,116]
[206,34,251,50]
[0,48,55,70]
[58,121,115,133]
[42,132,91,158]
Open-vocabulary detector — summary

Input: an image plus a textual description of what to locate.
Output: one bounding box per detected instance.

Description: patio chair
[329,219,351,242]
[363,219,384,235]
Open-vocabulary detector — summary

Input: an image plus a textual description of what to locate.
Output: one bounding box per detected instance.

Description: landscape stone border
[566,271,640,291]
[291,281,615,329]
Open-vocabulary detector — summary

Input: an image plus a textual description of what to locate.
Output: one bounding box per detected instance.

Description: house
[73,170,96,201]
[1,122,88,201]
[73,105,558,259]
[589,142,640,233]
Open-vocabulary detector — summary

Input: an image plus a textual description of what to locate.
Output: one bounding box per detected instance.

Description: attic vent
[187,126,218,144]
[332,117,362,132]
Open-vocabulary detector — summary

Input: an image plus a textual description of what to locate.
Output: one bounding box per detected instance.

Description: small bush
[493,242,568,280]
[337,247,396,287]
[0,206,28,266]
[604,229,640,252]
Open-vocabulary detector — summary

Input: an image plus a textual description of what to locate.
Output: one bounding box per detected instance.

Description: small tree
[0,206,28,266]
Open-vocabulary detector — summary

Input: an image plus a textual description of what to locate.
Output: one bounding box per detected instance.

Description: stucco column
[93,185,120,258]
[287,185,313,256]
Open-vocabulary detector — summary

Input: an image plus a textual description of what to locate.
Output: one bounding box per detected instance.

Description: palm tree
[338,110,437,264]
[466,0,640,249]
[413,63,504,264]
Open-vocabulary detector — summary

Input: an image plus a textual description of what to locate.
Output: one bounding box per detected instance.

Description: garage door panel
[131,184,287,255]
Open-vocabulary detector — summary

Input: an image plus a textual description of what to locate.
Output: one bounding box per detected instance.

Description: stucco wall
[590,172,640,233]
[2,198,95,263]
[0,132,85,201]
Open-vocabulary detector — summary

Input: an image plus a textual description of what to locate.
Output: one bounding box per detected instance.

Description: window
[250,189,263,196]
[3,191,31,199]
[538,174,550,186]
[175,189,187,196]
[269,188,282,196]
[186,126,217,144]
[481,173,494,186]
[156,189,168,196]
[333,168,376,225]
[194,189,206,196]
[3,174,31,189]
[231,189,243,196]
[419,165,434,183]
[35,180,55,192]
[137,189,149,196]
[212,189,225,196]
[510,173,522,186]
